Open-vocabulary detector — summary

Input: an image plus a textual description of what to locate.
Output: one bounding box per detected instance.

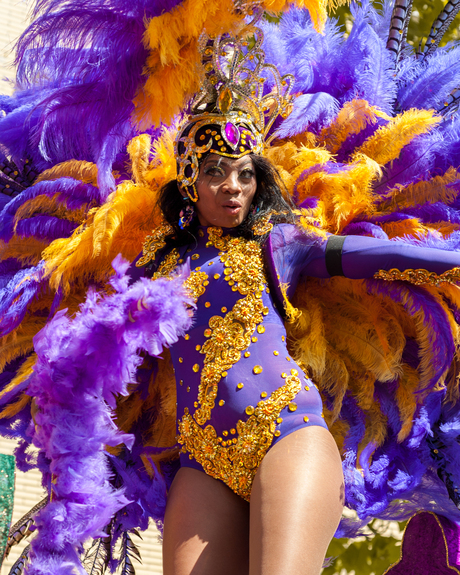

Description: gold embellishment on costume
[152,248,180,279]
[136,222,173,267]
[279,282,302,323]
[177,375,302,501]
[374,267,460,286]
[184,270,209,301]
[193,227,267,425]
[252,213,274,236]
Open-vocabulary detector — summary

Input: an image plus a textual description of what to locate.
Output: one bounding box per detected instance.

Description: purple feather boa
[25,255,192,574]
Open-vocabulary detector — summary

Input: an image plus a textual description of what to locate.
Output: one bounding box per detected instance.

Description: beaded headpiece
[175,26,295,201]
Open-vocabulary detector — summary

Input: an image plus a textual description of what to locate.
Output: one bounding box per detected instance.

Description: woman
[135,140,460,575]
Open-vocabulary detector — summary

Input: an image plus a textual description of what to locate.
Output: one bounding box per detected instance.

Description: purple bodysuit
[144,223,460,501]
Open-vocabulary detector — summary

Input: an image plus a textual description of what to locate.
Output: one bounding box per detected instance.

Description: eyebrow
[203,157,253,169]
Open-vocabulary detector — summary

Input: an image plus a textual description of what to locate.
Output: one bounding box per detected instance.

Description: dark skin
[167,155,345,575]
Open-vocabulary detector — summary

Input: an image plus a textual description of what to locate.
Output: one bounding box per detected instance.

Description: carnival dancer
[4,3,460,575]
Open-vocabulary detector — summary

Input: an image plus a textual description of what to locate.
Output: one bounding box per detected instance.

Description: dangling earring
[250,203,260,216]
[179,198,195,229]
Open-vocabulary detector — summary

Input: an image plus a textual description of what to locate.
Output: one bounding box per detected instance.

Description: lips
[222,200,242,214]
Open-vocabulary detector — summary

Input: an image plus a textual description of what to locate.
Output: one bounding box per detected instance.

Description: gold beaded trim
[252,213,274,236]
[178,374,302,501]
[136,222,173,267]
[194,227,267,424]
[184,270,209,301]
[374,267,460,287]
[152,249,180,280]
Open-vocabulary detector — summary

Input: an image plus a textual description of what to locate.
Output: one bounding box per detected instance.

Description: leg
[163,467,250,575]
[249,426,344,575]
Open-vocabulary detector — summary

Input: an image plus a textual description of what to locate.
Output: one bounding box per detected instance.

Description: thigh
[249,426,344,575]
[163,467,250,575]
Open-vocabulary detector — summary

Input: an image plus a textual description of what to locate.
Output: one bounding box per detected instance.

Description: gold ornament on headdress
[175,25,295,200]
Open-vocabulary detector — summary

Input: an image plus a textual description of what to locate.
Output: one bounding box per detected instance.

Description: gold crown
[175,24,295,200]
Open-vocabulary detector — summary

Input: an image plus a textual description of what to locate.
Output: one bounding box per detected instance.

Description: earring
[179,199,195,229]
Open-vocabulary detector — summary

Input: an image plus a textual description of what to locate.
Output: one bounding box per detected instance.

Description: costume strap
[325,235,346,277]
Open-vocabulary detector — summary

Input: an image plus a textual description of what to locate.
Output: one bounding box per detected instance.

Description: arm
[305,235,460,280]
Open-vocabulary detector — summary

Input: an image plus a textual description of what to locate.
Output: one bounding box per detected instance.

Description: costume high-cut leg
[153,225,326,501]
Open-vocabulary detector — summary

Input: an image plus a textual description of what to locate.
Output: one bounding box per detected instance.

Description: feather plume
[5,497,47,559]
[353,109,441,166]
[318,99,391,154]
[34,160,98,186]
[26,256,192,574]
[82,532,112,575]
[8,544,31,575]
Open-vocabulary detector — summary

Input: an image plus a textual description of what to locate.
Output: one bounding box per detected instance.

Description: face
[189,154,257,228]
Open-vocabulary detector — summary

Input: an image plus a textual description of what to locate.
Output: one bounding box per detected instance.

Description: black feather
[386,0,414,65]
[117,531,142,575]
[7,544,30,575]
[422,0,460,59]
[83,534,112,575]
[5,497,47,559]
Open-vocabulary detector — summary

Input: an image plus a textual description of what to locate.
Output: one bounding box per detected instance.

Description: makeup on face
[192,154,257,228]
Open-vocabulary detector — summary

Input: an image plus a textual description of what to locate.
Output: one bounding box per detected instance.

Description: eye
[240,169,255,179]
[204,165,224,177]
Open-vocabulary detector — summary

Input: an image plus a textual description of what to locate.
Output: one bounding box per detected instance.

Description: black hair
[157,154,296,246]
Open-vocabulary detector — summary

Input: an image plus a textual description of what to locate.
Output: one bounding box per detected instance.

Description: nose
[222,170,242,193]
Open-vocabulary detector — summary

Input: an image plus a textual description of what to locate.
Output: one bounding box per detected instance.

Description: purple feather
[25,255,191,573]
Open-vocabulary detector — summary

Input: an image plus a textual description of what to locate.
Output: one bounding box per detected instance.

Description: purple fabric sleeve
[305,235,460,279]
[270,225,460,298]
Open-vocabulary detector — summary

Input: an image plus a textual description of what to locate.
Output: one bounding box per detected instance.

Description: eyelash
[204,167,254,178]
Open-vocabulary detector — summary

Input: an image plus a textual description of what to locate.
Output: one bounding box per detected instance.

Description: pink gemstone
[225,122,240,147]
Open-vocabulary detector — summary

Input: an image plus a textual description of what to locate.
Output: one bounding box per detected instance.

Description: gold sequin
[178,375,302,501]
[252,336,258,343]
[286,356,291,361]
[281,372,287,378]
[260,391,267,398]
[180,380,184,386]
[288,402,297,412]
[219,400,225,406]
[273,351,279,356]
[193,364,200,372]
[274,430,281,437]
[222,371,228,377]
[184,270,209,301]
[276,417,283,424]
[136,222,173,267]
[304,385,310,391]
[221,307,227,313]
[204,329,212,337]
[253,365,263,374]
[230,428,236,434]
[205,302,211,308]
[237,383,244,389]
[303,416,310,423]
[153,249,180,279]
[244,352,251,358]
[196,345,201,351]
[198,229,204,236]
[214,274,221,279]
[184,334,190,340]
[179,357,183,363]
[290,369,298,376]
[245,405,255,415]
[374,267,460,286]
[186,386,191,392]
[282,336,285,342]
[223,430,228,437]
[257,325,265,334]
[192,254,200,260]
